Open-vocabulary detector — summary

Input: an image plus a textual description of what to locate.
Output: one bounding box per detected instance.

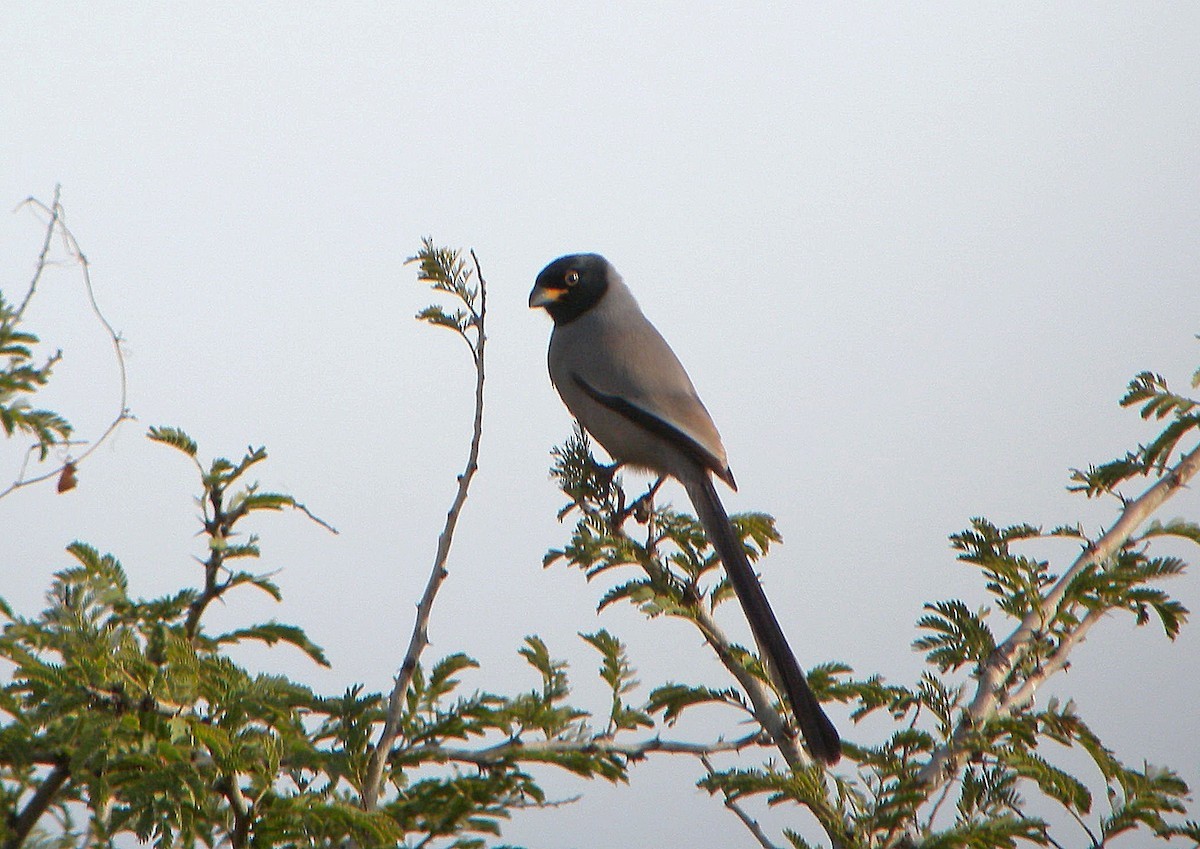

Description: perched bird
[529,253,841,765]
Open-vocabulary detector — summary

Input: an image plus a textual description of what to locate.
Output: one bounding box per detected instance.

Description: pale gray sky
[3,5,1199,847]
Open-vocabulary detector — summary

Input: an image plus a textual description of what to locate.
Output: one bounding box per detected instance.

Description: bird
[529,253,841,766]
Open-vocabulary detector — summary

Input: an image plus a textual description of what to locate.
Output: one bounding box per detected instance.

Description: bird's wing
[552,285,736,485]
[569,372,732,481]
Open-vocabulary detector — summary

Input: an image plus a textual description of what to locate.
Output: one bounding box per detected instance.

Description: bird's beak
[528,284,563,309]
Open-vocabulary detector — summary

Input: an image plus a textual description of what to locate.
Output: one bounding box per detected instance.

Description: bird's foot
[626,476,665,523]
[594,460,623,491]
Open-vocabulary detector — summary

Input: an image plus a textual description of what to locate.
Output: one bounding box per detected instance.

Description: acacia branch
[363,249,487,811]
[1001,605,1107,716]
[403,730,764,768]
[219,776,253,849]
[689,597,807,769]
[701,754,781,849]
[18,708,762,784]
[919,440,1200,787]
[923,770,959,835]
[581,491,811,771]
[623,503,808,769]
[3,761,70,849]
[184,481,232,639]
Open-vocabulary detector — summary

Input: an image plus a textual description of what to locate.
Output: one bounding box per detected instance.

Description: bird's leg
[591,461,628,532]
[594,460,624,491]
[628,475,666,524]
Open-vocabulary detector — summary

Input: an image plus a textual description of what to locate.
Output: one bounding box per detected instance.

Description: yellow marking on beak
[529,285,565,308]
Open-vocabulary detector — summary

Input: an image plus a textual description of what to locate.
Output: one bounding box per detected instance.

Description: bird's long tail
[684,474,841,765]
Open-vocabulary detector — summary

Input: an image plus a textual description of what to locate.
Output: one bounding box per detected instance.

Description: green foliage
[0,427,652,848]
[3,241,666,848]
[647,682,749,725]
[147,425,198,456]
[409,237,484,359]
[913,600,996,673]
[546,427,782,630]
[541,352,1200,847]
[581,629,654,734]
[0,292,71,459]
[5,237,1198,849]
[1070,368,1200,495]
[0,429,361,847]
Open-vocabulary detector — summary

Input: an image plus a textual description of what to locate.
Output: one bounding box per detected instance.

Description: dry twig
[1,186,132,500]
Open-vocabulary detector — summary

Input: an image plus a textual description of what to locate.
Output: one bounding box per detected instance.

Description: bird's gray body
[546,270,734,489]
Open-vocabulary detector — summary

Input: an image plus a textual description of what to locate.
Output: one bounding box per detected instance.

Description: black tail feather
[684,474,842,765]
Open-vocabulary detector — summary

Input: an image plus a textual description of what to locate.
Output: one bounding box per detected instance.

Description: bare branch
[1,188,133,500]
[291,498,339,534]
[14,185,61,320]
[504,794,584,810]
[363,248,487,810]
[403,730,765,768]
[923,771,959,834]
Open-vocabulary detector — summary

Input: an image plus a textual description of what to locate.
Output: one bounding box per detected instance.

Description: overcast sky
[3,5,1199,847]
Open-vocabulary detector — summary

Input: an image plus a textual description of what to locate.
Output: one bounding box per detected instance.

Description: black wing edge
[571,371,730,479]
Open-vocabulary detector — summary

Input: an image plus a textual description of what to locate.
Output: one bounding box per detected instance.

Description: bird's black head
[529,253,611,325]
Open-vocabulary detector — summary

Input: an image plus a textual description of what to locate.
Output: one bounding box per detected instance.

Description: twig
[701,753,781,849]
[922,763,959,833]
[184,478,234,639]
[1,189,133,500]
[504,794,583,810]
[362,249,487,810]
[919,441,1200,787]
[15,725,764,781]
[292,498,339,534]
[1057,796,1100,848]
[14,185,60,320]
[1001,605,1106,715]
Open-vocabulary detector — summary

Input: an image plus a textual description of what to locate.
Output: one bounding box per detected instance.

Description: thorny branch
[688,592,807,769]
[15,704,767,773]
[556,466,841,844]
[185,468,240,640]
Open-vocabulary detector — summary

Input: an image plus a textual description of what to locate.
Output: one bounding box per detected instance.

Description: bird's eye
[565,270,580,286]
